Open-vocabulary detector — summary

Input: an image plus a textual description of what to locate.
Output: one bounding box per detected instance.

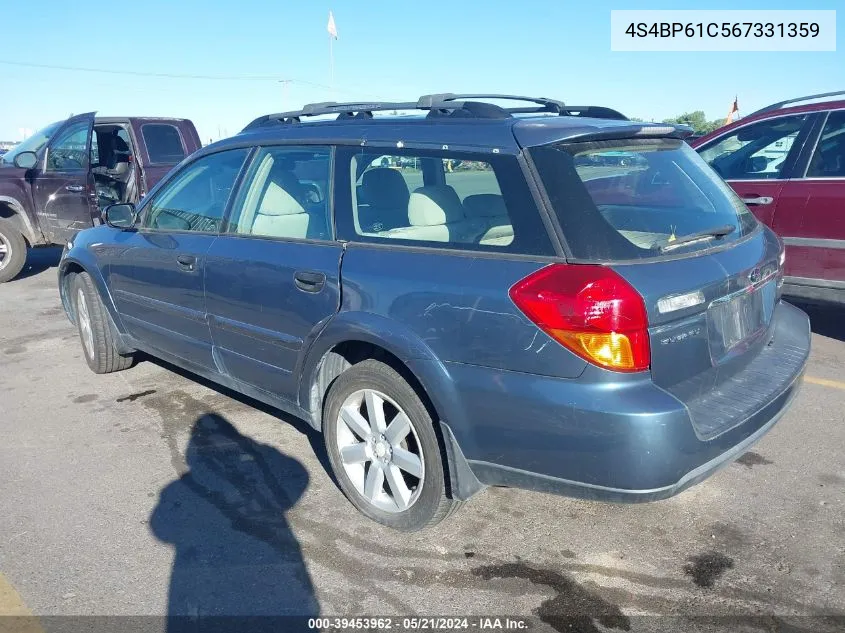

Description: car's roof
[95,117,192,124]
[692,94,845,148]
[207,114,684,156]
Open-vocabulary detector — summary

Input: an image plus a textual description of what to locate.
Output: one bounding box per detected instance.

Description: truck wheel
[323,359,460,531]
[72,272,134,374]
[0,219,27,283]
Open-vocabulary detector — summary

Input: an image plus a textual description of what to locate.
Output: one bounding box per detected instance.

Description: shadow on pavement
[11,246,63,281]
[143,355,336,485]
[788,299,845,342]
[150,413,319,632]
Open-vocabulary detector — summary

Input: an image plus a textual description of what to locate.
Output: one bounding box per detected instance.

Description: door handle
[294,270,326,293]
[65,184,85,192]
[741,196,774,206]
[176,254,197,271]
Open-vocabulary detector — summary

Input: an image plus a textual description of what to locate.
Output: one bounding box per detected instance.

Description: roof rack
[242,93,627,131]
[749,90,845,117]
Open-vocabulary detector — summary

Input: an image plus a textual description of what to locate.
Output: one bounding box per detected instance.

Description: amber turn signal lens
[553,331,638,371]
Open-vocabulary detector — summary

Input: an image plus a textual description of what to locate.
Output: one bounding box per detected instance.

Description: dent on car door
[108,148,250,369]
[772,109,845,292]
[696,113,814,228]
[32,112,97,243]
[204,145,342,402]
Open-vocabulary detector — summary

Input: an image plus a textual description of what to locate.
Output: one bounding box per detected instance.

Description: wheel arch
[0,196,39,245]
[299,312,485,501]
[58,255,125,337]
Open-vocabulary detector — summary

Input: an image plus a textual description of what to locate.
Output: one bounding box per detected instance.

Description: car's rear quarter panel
[338,244,588,377]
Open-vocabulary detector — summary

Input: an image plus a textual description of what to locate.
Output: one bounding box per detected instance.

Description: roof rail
[243,101,419,130]
[417,94,627,119]
[242,93,627,131]
[416,93,566,111]
[749,90,845,117]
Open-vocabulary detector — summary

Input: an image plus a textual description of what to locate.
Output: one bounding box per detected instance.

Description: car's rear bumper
[433,300,810,502]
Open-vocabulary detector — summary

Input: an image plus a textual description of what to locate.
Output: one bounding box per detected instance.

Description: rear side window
[531,138,758,262]
[142,124,186,164]
[335,148,554,255]
[807,110,845,177]
[697,115,807,180]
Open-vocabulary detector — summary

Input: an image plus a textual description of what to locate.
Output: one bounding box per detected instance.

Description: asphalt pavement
[0,247,843,633]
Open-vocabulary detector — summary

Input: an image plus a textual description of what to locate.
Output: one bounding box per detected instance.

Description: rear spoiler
[517,123,694,148]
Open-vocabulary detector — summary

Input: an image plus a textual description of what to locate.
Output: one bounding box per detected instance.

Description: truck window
[142,124,186,164]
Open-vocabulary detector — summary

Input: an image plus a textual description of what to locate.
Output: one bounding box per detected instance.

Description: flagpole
[329,35,334,99]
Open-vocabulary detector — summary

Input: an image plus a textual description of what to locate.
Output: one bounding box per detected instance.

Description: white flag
[327,11,338,39]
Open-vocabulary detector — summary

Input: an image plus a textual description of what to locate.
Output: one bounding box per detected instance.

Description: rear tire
[72,272,134,374]
[0,219,27,283]
[323,359,459,531]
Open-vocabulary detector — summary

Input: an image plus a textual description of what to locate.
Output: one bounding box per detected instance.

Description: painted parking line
[805,375,845,390]
[0,573,44,633]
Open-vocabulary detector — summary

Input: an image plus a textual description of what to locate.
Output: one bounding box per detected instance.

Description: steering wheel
[50,149,85,170]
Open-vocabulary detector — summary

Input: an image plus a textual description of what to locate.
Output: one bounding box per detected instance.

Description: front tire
[323,359,459,531]
[0,219,27,283]
[73,272,134,374]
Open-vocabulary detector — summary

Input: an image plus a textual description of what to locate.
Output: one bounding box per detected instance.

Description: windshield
[531,138,758,261]
[0,121,63,165]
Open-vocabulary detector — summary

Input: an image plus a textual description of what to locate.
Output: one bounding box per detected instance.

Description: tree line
[631,111,726,135]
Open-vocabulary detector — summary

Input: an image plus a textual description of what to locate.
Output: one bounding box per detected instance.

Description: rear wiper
[660,224,736,252]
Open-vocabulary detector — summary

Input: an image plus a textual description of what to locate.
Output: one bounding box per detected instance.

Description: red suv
[692,91,845,304]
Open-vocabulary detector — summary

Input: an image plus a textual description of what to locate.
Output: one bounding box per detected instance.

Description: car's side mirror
[746,155,769,173]
[103,203,137,229]
[13,151,37,169]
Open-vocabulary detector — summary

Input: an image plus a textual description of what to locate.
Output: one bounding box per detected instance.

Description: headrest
[408,185,464,227]
[258,181,305,216]
[462,193,508,218]
[361,168,410,208]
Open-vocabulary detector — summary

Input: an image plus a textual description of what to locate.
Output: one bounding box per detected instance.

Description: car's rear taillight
[509,264,650,372]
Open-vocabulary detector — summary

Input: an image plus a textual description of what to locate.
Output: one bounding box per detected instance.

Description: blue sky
[0,0,842,143]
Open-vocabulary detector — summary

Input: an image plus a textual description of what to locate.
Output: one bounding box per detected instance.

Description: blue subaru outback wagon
[59,94,810,531]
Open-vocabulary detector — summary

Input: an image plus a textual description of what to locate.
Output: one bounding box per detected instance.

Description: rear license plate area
[707,280,776,363]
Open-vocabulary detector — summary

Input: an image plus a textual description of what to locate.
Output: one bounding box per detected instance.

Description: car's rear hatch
[613,232,791,439]
[528,132,802,440]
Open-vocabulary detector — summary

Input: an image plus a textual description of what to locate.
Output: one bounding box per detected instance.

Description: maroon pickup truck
[0,112,201,282]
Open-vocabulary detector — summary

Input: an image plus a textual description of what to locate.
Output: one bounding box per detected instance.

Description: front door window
[46,122,90,171]
[141,149,248,233]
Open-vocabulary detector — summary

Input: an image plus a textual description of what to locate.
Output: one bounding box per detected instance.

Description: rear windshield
[531,138,758,261]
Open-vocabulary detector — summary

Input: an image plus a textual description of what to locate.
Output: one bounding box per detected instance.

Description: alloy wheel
[77,288,95,359]
[0,233,9,271]
[335,388,425,513]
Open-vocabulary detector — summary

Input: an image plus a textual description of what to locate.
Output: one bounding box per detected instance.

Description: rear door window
[531,138,759,261]
[226,146,332,241]
[335,148,554,255]
[142,124,186,164]
[697,115,808,180]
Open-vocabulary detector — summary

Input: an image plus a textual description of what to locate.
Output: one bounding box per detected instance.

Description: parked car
[59,94,810,531]
[0,113,201,282]
[692,90,845,304]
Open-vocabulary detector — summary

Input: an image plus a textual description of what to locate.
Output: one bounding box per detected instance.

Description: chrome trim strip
[783,237,845,249]
[784,276,845,290]
[709,270,779,307]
